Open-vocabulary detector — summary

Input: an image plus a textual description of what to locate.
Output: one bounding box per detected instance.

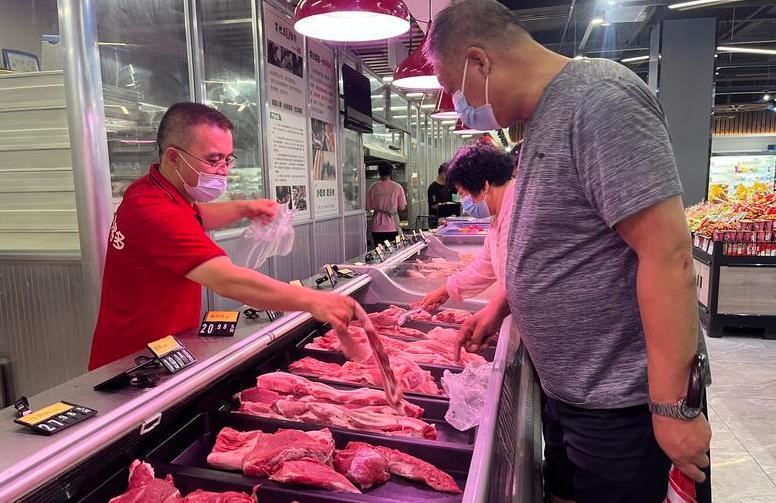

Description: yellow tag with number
[16,402,72,426]
[289,280,304,287]
[204,311,239,323]
[148,335,181,357]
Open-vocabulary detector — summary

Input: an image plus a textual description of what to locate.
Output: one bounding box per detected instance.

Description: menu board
[264,4,310,220]
[708,154,776,201]
[308,40,339,217]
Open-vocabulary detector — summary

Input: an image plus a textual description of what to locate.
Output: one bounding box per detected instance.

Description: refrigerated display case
[0,242,540,503]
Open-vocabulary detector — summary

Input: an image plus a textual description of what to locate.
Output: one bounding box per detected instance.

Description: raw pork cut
[242,428,334,477]
[245,371,424,418]
[432,309,472,324]
[182,488,257,502]
[332,442,390,489]
[288,356,442,396]
[238,397,437,440]
[269,459,361,493]
[109,460,182,503]
[307,326,485,366]
[207,427,269,471]
[332,442,462,493]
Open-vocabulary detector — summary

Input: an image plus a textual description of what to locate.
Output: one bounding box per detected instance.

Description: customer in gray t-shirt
[425,0,711,501]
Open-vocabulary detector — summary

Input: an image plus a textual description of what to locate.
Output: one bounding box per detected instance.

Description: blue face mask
[462,194,490,218]
[452,59,501,132]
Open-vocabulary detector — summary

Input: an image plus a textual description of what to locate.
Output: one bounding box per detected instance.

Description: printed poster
[264,4,310,220]
[307,39,339,217]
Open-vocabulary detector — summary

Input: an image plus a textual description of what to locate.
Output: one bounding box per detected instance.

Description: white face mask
[452,58,501,132]
[174,149,227,202]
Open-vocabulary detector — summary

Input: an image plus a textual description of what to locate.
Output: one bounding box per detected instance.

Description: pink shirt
[447,181,515,301]
[366,179,407,232]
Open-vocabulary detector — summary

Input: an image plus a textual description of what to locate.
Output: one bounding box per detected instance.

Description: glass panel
[97,0,191,207]
[369,75,386,120]
[200,0,262,207]
[389,91,409,130]
[341,115,363,211]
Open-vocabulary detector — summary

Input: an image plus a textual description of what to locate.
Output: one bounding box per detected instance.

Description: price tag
[395,235,403,248]
[375,248,385,262]
[289,279,304,287]
[199,311,239,337]
[147,336,196,374]
[383,240,395,252]
[265,310,284,321]
[419,229,428,242]
[376,243,385,254]
[15,401,96,435]
[325,264,338,288]
[333,266,357,278]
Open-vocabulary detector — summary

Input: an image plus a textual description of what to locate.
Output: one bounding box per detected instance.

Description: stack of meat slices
[288,356,443,396]
[207,427,462,495]
[110,460,257,502]
[431,308,473,325]
[234,372,437,440]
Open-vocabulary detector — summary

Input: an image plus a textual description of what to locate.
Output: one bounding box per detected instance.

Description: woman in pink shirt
[420,144,516,308]
[367,162,407,246]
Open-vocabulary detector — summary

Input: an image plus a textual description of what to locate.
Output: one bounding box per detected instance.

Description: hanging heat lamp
[393,0,441,89]
[430,91,456,119]
[452,119,487,135]
[294,0,411,42]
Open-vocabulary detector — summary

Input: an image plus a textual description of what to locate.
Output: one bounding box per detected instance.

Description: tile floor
[706,334,776,502]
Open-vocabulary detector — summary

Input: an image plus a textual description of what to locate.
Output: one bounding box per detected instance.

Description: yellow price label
[289,280,304,287]
[204,311,239,323]
[148,335,181,357]
[17,402,72,426]
[338,268,354,275]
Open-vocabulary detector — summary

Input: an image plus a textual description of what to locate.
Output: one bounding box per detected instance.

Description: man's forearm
[637,250,699,402]
[217,266,314,312]
[197,201,247,230]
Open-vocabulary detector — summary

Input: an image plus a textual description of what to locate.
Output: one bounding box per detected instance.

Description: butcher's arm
[187,256,355,329]
[447,234,497,301]
[196,200,277,231]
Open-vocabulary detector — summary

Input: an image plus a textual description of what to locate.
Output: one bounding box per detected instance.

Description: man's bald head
[423,0,530,68]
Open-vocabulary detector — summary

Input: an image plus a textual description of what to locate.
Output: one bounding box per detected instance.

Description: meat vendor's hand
[242,199,278,223]
[308,292,357,331]
[455,301,507,360]
[419,286,449,310]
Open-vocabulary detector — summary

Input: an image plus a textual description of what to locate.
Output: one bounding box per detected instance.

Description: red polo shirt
[88,165,226,370]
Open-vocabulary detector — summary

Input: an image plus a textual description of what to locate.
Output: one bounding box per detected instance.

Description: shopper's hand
[242,199,278,223]
[455,301,507,360]
[420,286,449,310]
[308,292,357,331]
[653,413,711,483]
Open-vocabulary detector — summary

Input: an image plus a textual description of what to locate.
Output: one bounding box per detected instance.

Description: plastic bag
[441,362,493,431]
[234,206,295,270]
[665,465,696,503]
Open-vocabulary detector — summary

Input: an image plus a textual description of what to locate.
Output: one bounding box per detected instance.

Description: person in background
[425,0,711,501]
[89,102,356,370]
[460,192,490,218]
[420,144,514,309]
[427,163,453,216]
[366,162,407,246]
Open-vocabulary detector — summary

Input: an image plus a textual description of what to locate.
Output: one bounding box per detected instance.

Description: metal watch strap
[649,398,701,420]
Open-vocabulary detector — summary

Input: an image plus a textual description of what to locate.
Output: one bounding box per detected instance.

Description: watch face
[680,403,702,419]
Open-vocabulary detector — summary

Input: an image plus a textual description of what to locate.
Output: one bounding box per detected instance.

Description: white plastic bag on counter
[442,362,493,431]
[234,206,295,270]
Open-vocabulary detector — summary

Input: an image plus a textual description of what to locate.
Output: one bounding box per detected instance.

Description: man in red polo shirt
[89,102,356,369]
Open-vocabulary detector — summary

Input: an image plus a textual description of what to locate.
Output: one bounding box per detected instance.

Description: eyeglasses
[170,145,237,170]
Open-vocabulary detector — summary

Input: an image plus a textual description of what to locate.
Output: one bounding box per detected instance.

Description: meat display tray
[147,412,469,503]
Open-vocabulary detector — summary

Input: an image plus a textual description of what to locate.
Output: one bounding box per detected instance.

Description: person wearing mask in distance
[460,192,490,219]
[427,163,453,217]
[89,102,356,370]
[366,162,407,246]
[420,144,514,310]
[425,1,711,502]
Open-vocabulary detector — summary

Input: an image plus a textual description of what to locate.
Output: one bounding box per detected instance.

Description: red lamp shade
[294,0,411,42]
[452,119,487,135]
[430,91,457,119]
[393,29,440,89]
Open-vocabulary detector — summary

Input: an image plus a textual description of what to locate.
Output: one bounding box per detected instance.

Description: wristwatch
[649,353,707,421]
[649,398,702,420]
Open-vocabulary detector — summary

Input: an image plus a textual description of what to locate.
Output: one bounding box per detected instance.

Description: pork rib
[242,428,335,478]
[288,356,442,396]
[109,460,182,503]
[268,459,361,494]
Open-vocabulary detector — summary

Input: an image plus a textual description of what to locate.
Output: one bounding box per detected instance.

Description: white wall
[712,135,776,153]
[0,0,58,66]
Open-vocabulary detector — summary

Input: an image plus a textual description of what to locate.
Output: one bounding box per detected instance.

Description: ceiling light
[668,0,744,10]
[405,92,425,98]
[717,46,776,56]
[430,91,458,120]
[393,24,441,89]
[601,22,612,27]
[765,94,772,101]
[452,119,487,135]
[621,55,650,63]
[590,17,605,25]
[295,0,410,42]
[573,55,584,60]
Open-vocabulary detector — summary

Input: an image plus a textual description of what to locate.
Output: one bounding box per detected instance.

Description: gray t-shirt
[505,59,683,409]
